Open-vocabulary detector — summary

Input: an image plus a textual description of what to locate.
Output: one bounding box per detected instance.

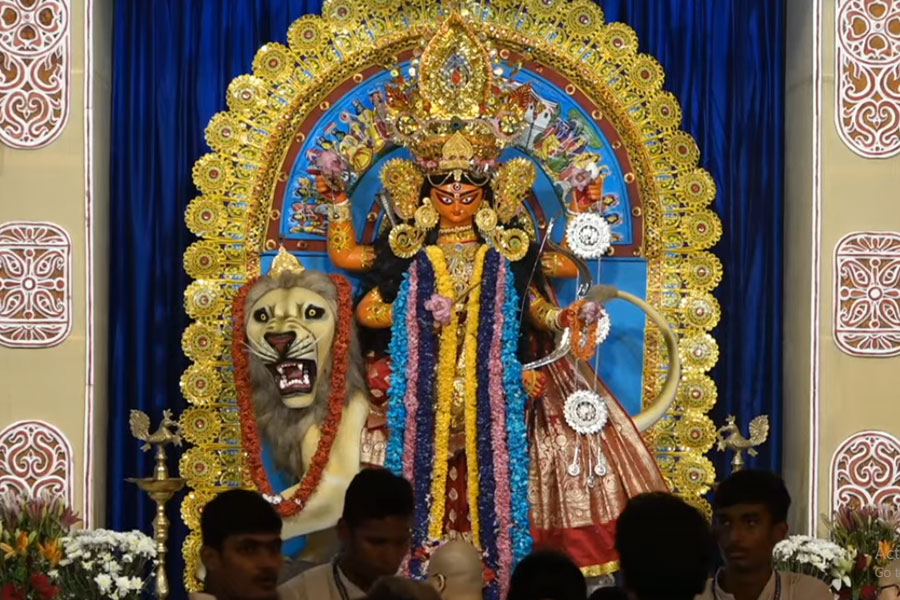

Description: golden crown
[381,14,533,172]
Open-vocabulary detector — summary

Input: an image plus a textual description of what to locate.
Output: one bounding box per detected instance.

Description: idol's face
[431,181,484,226]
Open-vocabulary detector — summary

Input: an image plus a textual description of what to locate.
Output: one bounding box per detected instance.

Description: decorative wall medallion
[0,222,72,347]
[831,430,900,511]
[0,0,71,148]
[834,231,900,356]
[835,0,900,158]
[0,420,74,504]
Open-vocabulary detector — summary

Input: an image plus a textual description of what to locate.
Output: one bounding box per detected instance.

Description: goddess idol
[315,15,674,586]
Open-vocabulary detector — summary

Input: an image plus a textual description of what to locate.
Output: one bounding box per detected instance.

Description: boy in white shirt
[279,468,414,600]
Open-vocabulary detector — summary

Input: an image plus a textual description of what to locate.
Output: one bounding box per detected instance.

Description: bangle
[331,201,351,222]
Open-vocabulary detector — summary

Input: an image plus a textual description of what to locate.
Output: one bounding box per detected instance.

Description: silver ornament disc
[566,213,612,260]
[563,390,609,435]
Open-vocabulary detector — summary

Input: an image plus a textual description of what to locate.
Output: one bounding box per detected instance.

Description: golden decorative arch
[180,0,722,588]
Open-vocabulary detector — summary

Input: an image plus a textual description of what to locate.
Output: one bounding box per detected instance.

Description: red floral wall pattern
[0,222,72,348]
[0,420,73,504]
[831,431,900,511]
[835,0,900,158]
[0,0,70,149]
[834,231,900,356]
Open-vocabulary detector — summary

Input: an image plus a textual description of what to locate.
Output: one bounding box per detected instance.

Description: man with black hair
[194,489,284,600]
[697,469,831,600]
[615,492,712,600]
[280,468,414,600]
[506,550,586,600]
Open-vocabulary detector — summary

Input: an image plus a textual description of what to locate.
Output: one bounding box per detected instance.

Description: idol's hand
[522,369,547,399]
[315,175,347,204]
[571,178,604,212]
[559,300,600,328]
[424,293,453,327]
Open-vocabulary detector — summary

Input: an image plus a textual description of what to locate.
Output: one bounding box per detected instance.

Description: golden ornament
[380,158,423,220]
[181,322,224,363]
[389,223,425,258]
[269,246,306,277]
[474,206,498,234]
[496,227,529,261]
[415,199,440,230]
[493,158,536,222]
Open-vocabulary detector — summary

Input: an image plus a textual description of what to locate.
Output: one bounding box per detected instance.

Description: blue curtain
[108,2,322,597]
[109,0,783,595]
[600,1,785,477]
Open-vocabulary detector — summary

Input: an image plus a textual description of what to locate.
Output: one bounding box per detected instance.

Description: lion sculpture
[237,248,369,549]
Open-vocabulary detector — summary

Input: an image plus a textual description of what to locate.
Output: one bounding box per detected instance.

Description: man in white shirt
[190,489,283,600]
[279,468,415,600]
[696,470,832,600]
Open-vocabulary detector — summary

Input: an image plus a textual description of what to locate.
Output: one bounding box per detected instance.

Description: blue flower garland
[500,257,533,564]
[385,269,411,475]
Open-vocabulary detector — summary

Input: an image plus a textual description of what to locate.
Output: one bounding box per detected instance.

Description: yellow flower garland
[426,245,459,541]
[462,245,489,545]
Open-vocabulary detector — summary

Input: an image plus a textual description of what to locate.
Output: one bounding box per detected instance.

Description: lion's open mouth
[267,359,317,396]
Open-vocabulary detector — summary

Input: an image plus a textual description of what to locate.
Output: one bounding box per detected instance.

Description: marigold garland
[463,245,489,545]
[232,273,353,517]
[425,245,458,541]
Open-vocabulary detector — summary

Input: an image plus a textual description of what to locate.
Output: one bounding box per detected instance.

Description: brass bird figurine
[716,415,769,473]
[129,409,182,452]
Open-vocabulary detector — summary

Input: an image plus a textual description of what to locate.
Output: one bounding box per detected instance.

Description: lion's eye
[253,309,269,323]
[305,305,325,320]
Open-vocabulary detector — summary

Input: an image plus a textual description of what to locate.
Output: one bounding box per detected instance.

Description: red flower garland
[232,273,353,517]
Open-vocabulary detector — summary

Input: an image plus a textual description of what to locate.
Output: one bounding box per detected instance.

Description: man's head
[368,576,443,600]
[199,489,283,600]
[712,470,791,574]
[615,492,712,600]
[879,558,900,600]
[426,540,484,599]
[338,468,414,588]
[507,550,586,600]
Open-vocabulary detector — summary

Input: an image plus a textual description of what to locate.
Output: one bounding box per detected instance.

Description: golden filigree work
[380,158,423,220]
[183,0,722,586]
[493,158,536,223]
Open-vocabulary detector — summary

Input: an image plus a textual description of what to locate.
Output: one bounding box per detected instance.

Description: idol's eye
[460,193,479,205]
[253,309,269,323]
[305,305,326,320]
[436,193,454,205]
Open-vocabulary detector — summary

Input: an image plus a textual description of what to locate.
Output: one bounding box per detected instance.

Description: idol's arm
[356,287,393,329]
[527,285,564,333]
[320,179,376,272]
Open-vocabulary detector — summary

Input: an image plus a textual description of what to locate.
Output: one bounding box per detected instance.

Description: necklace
[438,224,476,243]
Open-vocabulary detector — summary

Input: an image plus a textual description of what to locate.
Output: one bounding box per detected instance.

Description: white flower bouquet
[56,529,157,600]
[773,534,855,593]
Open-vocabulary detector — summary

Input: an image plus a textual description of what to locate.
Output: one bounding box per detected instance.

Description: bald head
[880,558,900,600]
[426,541,484,599]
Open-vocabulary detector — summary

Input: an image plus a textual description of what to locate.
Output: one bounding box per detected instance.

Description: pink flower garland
[402,265,420,484]
[489,263,514,593]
